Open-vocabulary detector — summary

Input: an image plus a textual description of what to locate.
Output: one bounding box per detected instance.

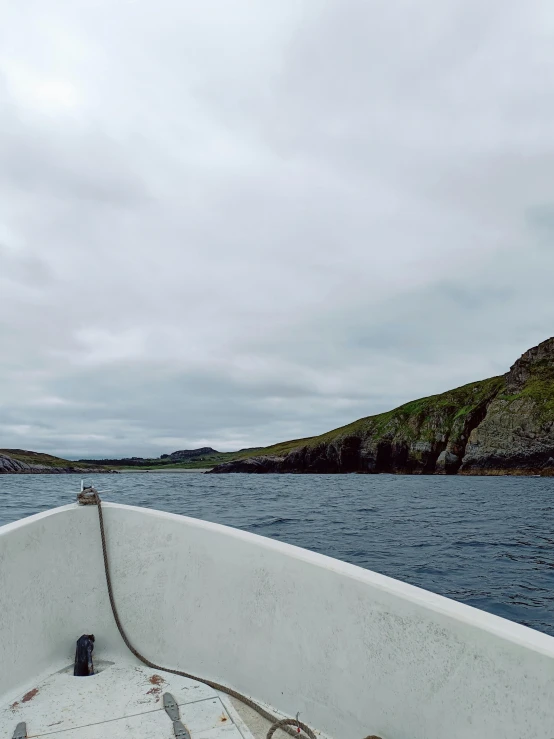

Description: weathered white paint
[2,662,216,732]
[1,660,238,738]
[47,709,242,739]
[2,502,554,739]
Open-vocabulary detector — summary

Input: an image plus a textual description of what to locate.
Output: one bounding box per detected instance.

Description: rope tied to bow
[78,488,382,739]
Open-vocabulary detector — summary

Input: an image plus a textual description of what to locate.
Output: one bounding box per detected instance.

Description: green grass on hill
[284,375,505,450]
[13,375,507,472]
[137,375,506,469]
[7,355,554,472]
[0,449,82,469]
[1,377,506,472]
[497,358,554,421]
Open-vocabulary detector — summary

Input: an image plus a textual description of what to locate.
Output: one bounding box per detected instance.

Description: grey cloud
[0,100,150,207]
[526,204,554,236]
[0,243,56,287]
[0,0,553,458]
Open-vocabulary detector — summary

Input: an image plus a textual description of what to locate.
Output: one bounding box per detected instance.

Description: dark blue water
[1,473,554,636]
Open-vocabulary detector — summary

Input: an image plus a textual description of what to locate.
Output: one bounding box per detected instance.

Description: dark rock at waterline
[209,456,285,474]
[435,451,460,475]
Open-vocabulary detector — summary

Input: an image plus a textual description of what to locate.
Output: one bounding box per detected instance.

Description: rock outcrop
[0,450,110,474]
[460,338,554,475]
[160,447,219,461]
[209,456,285,473]
[210,337,554,476]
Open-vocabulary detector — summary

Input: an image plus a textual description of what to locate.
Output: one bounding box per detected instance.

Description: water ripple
[1,473,554,635]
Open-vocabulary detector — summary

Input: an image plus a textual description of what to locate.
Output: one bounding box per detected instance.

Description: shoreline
[119,467,213,473]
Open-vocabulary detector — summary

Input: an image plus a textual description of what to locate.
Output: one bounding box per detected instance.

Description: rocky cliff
[0,450,111,474]
[160,447,219,461]
[460,338,554,475]
[210,337,554,476]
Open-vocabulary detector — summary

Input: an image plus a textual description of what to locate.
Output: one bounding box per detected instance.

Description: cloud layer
[1,0,554,457]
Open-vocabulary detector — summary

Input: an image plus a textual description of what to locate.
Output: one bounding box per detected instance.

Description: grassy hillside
[6,338,553,476]
[210,375,508,474]
[302,375,505,448]
[0,449,81,469]
[498,355,554,421]
[81,441,318,471]
[0,449,111,472]
[107,376,505,471]
[209,337,554,475]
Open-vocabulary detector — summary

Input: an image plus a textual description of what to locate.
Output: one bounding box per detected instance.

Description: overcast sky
[1,0,553,459]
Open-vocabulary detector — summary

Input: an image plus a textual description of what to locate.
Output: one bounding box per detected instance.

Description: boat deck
[2,657,277,739]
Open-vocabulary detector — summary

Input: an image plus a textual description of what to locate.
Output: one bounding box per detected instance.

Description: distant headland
[2,337,554,476]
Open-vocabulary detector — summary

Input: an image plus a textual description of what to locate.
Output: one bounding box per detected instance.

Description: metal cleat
[12,724,26,739]
[163,692,180,721]
[173,720,191,739]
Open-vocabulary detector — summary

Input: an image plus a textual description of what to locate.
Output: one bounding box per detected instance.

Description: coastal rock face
[210,376,504,474]
[209,456,285,474]
[504,338,554,393]
[161,447,218,461]
[210,337,554,476]
[460,338,554,475]
[0,451,107,474]
[435,450,460,475]
[0,455,35,473]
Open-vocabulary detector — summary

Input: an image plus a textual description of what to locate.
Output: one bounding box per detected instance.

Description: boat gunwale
[3,501,554,660]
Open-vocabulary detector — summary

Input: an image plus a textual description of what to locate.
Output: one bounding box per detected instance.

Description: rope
[267,719,316,739]
[77,489,382,739]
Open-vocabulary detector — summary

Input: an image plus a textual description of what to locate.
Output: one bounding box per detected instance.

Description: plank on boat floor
[34,704,244,739]
[2,660,251,739]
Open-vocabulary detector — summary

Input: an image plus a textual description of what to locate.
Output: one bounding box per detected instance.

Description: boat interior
[2,499,554,739]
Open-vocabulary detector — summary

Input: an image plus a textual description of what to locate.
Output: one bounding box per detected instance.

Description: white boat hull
[1,502,554,738]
